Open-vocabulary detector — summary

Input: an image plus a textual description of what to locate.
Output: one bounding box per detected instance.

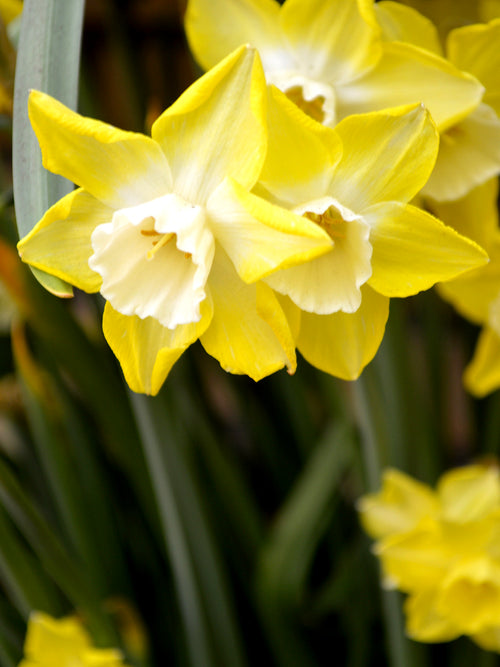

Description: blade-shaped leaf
[12,0,85,296]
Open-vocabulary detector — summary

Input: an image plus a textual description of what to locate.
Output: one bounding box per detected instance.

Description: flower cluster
[16,0,498,395]
[18,612,126,667]
[358,464,500,651]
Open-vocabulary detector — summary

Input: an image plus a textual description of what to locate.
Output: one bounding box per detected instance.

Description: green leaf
[254,422,354,667]
[0,457,118,646]
[0,504,62,619]
[12,0,85,296]
[131,392,247,667]
[257,422,354,608]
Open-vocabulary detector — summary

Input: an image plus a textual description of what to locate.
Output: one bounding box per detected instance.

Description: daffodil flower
[254,87,488,380]
[17,46,333,394]
[0,0,22,26]
[428,179,500,397]
[185,0,482,133]
[391,0,500,43]
[377,5,500,200]
[358,464,500,651]
[19,611,126,667]
[0,0,20,114]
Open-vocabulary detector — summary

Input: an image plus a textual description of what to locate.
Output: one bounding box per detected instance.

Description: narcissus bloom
[358,464,500,651]
[394,0,500,42]
[0,0,22,26]
[185,0,482,131]
[377,5,500,200]
[254,88,487,379]
[19,611,126,666]
[17,46,333,394]
[429,179,500,397]
[0,0,20,114]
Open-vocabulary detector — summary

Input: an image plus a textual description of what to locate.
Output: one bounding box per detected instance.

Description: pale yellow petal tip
[27,88,52,112]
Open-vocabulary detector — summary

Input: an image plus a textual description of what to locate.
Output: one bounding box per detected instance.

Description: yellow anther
[304,206,346,240]
[285,86,326,123]
[146,232,175,260]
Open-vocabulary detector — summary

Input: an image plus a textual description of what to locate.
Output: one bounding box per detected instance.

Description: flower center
[264,197,373,314]
[139,219,192,261]
[266,72,337,127]
[89,193,215,329]
[284,86,326,124]
[303,205,346,240]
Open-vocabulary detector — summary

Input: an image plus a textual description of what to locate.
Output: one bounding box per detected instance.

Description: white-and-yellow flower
[17,46,332,394]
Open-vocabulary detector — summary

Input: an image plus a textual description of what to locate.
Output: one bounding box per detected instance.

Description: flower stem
[352,372,425,667]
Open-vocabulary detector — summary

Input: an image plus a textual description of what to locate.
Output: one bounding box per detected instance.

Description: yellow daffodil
[358,464,500,651]
[253,87,487,379]
[17,46,333,394]
[18,611,126,666]
[376,5,500,200]
[428,179,500,397]
[185,0,482,133]
[394,0,500,42]
[0,0,22,26]
[0,0,19,114]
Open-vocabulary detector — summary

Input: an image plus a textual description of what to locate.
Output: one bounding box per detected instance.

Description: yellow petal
[422,103,500,201]
[200,249,293,379]
[427,177,499,248]
[337,41,483,132]
[365,202,488,297]
[21,611,125,666]
[28,91,172,209]
[184,0,281,73]
[375,1,443,54]
[329,104,438,211]
[0,0,22,25]
[447,19,500,115]
[438,464,500,523]
[472,626,500,653]
[296,285,389,380]
[256,282,297,373]
[438,558,500,634]
[258,85,342,205]
[405,589,461,642]
[280,0,381,84]
[207,177,332,283]
[358,468,438,539]
[437,242,500,326]
[464,327,500,398]
[102,299,213,395]
[17,188,110,293]
[23,612,90,659]
[377,526,450,593]
[431,179,500,324]
[152,46,267,204]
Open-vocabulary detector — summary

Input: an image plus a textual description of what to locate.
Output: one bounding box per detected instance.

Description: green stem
[130,392,216,667]
[352,374,421,667]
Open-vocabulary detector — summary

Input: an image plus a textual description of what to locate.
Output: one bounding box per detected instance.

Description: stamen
[285,86,326,123]
[304,206,346,240]
[147,232,175,260]
[139,216,156,234]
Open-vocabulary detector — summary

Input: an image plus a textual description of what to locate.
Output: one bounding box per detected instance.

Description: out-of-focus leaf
[0,456,118,646]
[257,422,354,607]
[12,322,129,598]
[254,422,354,667]
[0,504,62,618]
[0,238,158,539]
[12,0,85,295]
[131,392,247,667]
